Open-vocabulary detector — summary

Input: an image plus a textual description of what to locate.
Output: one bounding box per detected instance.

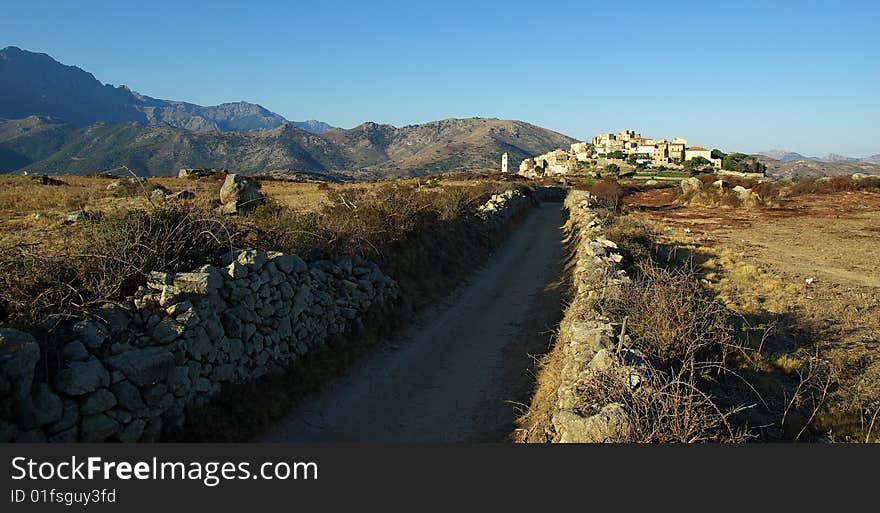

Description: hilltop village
[516,129,765,179]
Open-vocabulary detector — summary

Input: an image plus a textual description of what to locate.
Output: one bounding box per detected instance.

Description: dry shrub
[584,260,754,442]
[788,175,880,196]
[246,183,512,262]
[80,204,239,298]
[600,260,739,366]
[576,363,751,443]
[0,204,239,328]
[589,179,624,211]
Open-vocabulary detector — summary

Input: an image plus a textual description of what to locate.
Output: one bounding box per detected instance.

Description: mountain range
[0,46,333,134]
[0,47,574,177]
[758,149,880,164]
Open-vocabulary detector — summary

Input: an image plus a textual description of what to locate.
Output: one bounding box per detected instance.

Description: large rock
[680,177,703,195]
[0,328,40,401]
[80,388,117,416]
[80,414,119,442]
[732,185,760,208]
[54,357,110,396]
[173,267,223,294]
[111,380,145,411]
[16,383,63,429]
[104,348,175,387]
[219,174,262,214]
[553,403,631,443]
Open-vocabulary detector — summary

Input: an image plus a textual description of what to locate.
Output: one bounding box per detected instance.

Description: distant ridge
[758,149,878,164]
[0,117,575,177]
[0,46,333,134]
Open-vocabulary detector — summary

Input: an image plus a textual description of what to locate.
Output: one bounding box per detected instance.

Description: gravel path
[258,204,565,442]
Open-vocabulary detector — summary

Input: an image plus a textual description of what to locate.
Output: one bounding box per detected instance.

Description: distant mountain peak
[0,46,333,134]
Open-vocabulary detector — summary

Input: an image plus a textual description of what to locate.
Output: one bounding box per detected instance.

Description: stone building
[501,152,509,173]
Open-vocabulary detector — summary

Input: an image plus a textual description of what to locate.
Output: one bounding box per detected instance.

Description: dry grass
[610,191,880,442]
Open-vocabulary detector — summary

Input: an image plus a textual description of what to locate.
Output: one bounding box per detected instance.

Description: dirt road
[258,204,565,442]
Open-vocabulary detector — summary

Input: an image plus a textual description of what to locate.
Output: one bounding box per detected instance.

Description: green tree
[722,153,767,174]
[711,149,727,160]
[608,150,626,159]
[683,156,712,174]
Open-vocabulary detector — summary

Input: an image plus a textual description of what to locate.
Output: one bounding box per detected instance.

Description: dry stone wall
[0,188,534,443]
[549,191,649,443]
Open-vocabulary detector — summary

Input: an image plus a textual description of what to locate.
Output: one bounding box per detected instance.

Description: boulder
[80,413,119,442]
[0,328,40,401]
[16,383,63,429]
[219,174,262,214]
[553,403,631,443]
[111,380,145,411]
[54,357,110,396]
[732,185,760,208]
[679,177,703,195]
[173,267,223,294]
[79,388,117,416]
[73,320,107,349]
[104,348,175,387]
[61,340,90,362]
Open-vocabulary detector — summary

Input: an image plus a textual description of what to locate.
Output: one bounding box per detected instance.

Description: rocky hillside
[0,117,574,177]
[0,46,332,133]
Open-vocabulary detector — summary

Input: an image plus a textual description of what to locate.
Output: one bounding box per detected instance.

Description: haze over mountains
[0,46,573,177]
[758,149,880,164]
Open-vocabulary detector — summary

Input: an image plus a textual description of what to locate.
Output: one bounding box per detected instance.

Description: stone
[680,177,703,195]
[142,384,168,407]
[47,398,79,435]
[165,300,193,317]
[167,190,195,201]
[80,388,118,416]
[152,317,185,344]
[150,186,173,202]
[236,249,267,271]
[119,419,146,442]
[553,403,631,443]
[111,380,145,411]
[219,174,262,213]
[167,366,191,395]
[63,210,90,223]
[173,267,223,294]
[0,421,18,442]
[732,185,760,208]
[80,414,119,442]
[211,364,236,382]
[14,429,47,443]
[73,320,107,349]
[221,312,243,339]
[61,340,90,362]
[142,417,163,442]
[17,383,63,429]
[587,349,616,373]
[104,348,175,387]
[54,357,110,396]
[147,271,174,290]
[47,426,78,443]
[0,328,40,401]
[226,260,248,279]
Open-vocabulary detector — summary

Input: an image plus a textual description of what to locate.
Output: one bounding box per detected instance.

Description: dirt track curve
[258,204,565,442]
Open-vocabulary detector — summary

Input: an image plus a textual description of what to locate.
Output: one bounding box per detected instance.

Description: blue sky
[2,0,878,156]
